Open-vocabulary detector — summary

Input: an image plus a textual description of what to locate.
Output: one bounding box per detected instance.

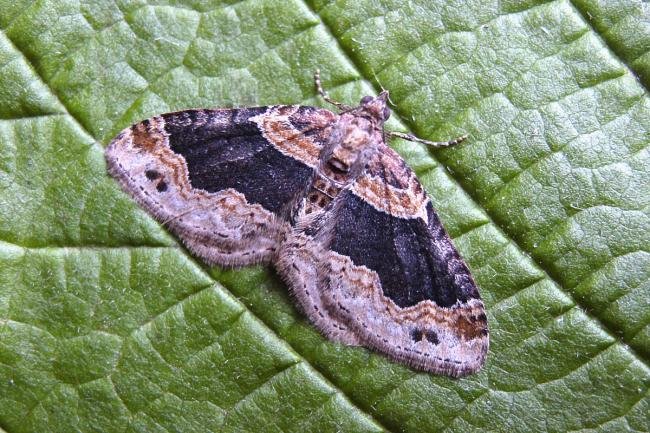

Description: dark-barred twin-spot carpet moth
[105,72,488,377]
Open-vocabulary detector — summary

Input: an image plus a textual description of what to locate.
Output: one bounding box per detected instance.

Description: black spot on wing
[145,169,160,180]
[156,180,168,192]
[410,328,423,342]
[425,330,439,345]
[162,108,313,215]
[329,192,479,308]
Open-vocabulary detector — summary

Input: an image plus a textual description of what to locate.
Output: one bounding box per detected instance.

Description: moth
[105,72,488,377]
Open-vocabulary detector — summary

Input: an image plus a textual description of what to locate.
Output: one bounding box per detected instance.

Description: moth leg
[387,131,469,148]
[314,69,353,112]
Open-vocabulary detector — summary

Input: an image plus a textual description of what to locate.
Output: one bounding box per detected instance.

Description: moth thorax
[324,122,373,178]
[327,150,353,174]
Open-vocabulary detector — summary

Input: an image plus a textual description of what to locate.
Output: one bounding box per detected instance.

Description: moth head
[358,91,391,123]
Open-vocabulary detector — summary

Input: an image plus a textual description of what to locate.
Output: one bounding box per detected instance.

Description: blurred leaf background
[0,0,648,432]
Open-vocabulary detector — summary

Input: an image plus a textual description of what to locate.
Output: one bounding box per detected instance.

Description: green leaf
[0,0,648,432]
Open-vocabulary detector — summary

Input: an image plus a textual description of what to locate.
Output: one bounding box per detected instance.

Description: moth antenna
[387,131,469,148]
[314,69,352,111]
[371,69,396,106]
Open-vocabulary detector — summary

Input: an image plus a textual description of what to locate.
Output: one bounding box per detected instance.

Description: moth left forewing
[105,106,336,267]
